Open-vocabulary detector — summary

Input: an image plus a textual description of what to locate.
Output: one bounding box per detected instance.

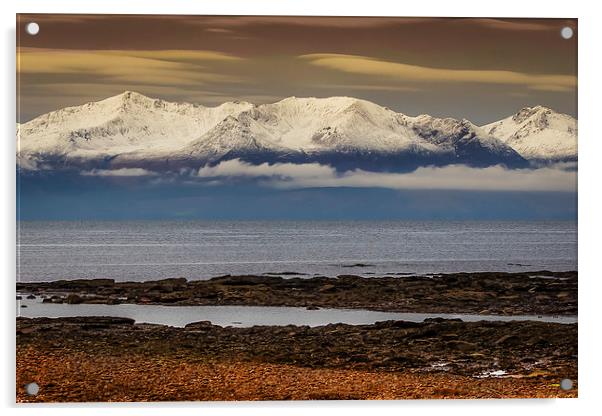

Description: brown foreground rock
[16,350,576,402]
[16,316,577,402]
[16,270,578,315]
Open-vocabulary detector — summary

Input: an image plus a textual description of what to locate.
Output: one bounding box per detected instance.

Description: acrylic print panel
[16,15,577,402]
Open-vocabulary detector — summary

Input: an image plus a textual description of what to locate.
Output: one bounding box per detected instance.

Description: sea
[16,220,577,282]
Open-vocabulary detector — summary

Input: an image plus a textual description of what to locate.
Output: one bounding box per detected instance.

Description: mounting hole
[25,22,40,36]
[560,27,573,40]
[560,378,573,390]
[25,382,39,396]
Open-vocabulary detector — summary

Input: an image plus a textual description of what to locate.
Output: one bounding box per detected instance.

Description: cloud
[18,14,111,25]
[196,159,577,192]
[204,28,237,34]
[81,168,158,177]
[300,53,576,91]
[17,48,244,87]
[17,48,251,120]
[198,160,334,180]
[189,16,434,29]
[467,18,557,32]
[311,83,420,93]
[190,17,565,32]
[528,84,574,92]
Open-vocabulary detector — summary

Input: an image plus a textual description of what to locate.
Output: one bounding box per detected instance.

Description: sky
[16,15,578,220]
[17,15,577,124]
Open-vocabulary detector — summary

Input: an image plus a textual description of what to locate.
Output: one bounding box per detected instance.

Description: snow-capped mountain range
[17,91,577,173]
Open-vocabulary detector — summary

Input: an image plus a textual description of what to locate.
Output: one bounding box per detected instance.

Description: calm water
[17,220,577,282]
[16,298,577,327]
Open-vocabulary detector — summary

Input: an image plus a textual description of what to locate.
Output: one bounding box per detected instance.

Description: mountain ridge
[17,92,576,173]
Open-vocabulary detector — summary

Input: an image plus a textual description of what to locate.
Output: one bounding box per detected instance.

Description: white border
[2,0,601,414]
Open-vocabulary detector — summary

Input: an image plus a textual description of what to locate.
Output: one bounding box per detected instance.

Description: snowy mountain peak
[17,92,255,164]
[103,90,157,110]
[229,96,420,152]
[273,96,383,113]
[510,105,551,123]
[118,90,149,102]
[483,106,577,161]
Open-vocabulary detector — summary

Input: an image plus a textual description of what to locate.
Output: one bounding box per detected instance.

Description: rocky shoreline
[16,270,577,315]
[16,271,578,401]
[17,316,577,401]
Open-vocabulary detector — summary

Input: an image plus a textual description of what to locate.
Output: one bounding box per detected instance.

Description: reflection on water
[16,298,577,327]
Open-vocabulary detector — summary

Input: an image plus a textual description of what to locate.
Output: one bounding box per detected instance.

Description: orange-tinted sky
[17,15,577,124]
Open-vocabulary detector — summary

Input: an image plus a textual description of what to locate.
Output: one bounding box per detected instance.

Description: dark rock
[446,340,478,352]
[146,277,187,285]
[14,270,577,316]
[185,320,215,330]
[211,275,282,286]
[424,318,463,323]
[66,294,84,304]
[494,334,520,346]
[341,263,375,268]
[56,279,115,288]
[374,320,421,329]
[62,316,135,325]
[318,284,336,293]
[16,317,577,379]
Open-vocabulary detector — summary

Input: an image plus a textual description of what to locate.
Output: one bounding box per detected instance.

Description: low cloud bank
[197,159,577,192]
[81,168,158,177]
